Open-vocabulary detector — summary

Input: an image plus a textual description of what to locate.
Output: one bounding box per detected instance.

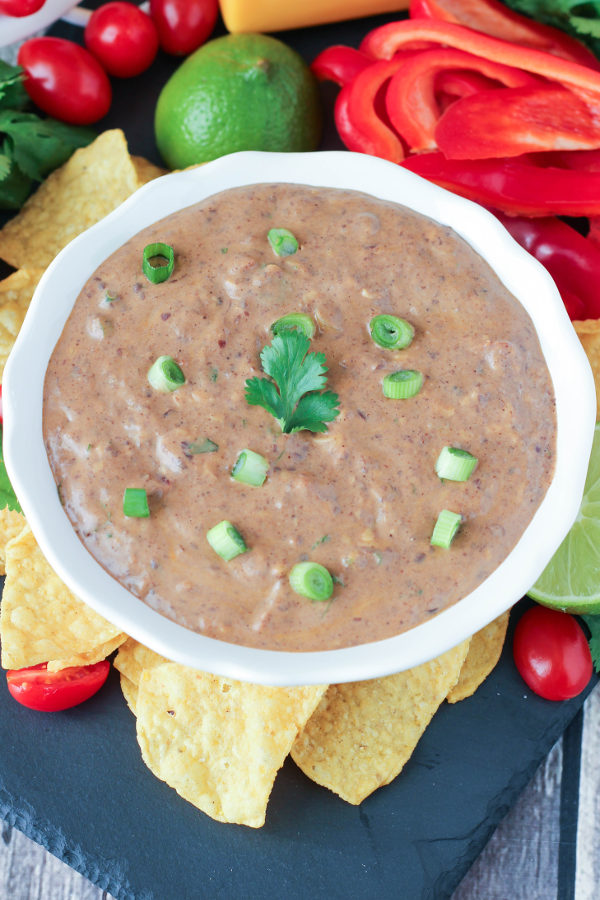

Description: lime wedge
[529,422,600,613]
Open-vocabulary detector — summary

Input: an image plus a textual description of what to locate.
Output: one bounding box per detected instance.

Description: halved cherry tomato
[17,37,112,125]
[0,0,45,16]
[149,0,218,56]
[513,606,592,701]
[85,2,159,79]
[6,660,110,711]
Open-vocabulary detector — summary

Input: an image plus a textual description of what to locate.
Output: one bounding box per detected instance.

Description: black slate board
[1,9,596,899]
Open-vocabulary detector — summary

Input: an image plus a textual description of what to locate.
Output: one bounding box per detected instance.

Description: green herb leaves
[245,330,340,434]
[582,614,600,674]
[0,61,95,211]
[0,427,21,514]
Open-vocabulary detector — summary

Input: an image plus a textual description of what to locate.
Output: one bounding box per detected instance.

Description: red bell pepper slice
[402,152,600,217]
[409,0,600,70]
[493,211,600,320]
[311,45,372,86]
[435,68,501,100]
[384,46,541,151]
[435,84,600,159]
[361,20,600,110]
[342,58,408,163]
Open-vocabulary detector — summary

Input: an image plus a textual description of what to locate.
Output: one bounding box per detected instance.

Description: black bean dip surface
[43,183,556,651]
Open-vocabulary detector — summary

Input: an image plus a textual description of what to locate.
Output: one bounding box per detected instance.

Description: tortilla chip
[120,673,139,716]
[0,523,123,670]
[574,319,600,419]
[0,507,26,575]
[114,637,169,687]
[136,663,326,827]
[131,156,167,185]
[291,640,470,805]
[46,633,127,672]
[0,130,141,270]
[447,611,510,703]
[0,268,45,380]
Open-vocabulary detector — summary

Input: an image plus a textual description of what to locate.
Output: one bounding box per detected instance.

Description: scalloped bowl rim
[3,150,596,685]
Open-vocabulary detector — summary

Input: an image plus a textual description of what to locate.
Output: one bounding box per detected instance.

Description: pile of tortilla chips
[0,129,542,827]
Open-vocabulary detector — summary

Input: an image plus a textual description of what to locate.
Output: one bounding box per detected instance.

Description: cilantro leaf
[0,110,95,182]
[0,61,28,112]
[504,0,600,54]
[245,330,340,433]
[0,427,21,513]
[582,614,600,673]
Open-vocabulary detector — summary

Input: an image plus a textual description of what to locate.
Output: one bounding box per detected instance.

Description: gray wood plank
[576,683,600,900]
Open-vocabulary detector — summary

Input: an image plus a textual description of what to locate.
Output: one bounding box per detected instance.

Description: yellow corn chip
[114,637,169,688]
[447,612,510,703]
[0,507,26,575]
[0,268,45,380]
[120,673,139,716]
[574,319,600,419]
[1,524,123,670]
[291,640,470,805]
[0,130,140,270]
[131,156,167,185]
[136,663,326,827]
[46,633,127,672]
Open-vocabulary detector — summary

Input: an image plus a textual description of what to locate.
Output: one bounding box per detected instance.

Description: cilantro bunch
[0,60,95,211]
[504,0,600,55]
[245,330,340,433]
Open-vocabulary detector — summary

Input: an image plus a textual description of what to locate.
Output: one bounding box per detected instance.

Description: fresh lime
[529,422,600,613]
[154,33,322,169]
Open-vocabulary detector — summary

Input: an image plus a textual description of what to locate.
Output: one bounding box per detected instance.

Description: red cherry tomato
[6,661,110,712]
[17,37,112,125]
[85,2,159,79]
[149,0,218,56]
[513,606,592,701]
[0,0,45,16]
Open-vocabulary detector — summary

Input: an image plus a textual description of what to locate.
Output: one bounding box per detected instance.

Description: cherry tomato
[17,37,112,125]
[6,660,110,712]
[513,606,592,701]
[149,0,218,56]
[0,0,45,16]
[85,2,159,79]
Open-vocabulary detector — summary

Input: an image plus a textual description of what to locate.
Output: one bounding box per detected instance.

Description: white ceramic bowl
[3,151,596,685]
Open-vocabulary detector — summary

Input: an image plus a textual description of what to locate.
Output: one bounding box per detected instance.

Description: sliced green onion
[382,370,423,399]
[231,449,269,487]
[147,355,185,392]
[369,315,414,350]
[206,520,248,561]
[123,488,150,518]
[183,438,218,456]
[435,447,478,482]
[267,228,298,257]
[431,510,462,548]
[271,313,315,339]
[142,242,174,284]
[289,561,333,602]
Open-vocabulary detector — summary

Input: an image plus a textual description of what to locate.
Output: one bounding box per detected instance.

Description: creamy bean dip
[43,184,556,651]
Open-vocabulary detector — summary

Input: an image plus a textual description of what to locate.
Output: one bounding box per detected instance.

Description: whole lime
[154,33,322,168]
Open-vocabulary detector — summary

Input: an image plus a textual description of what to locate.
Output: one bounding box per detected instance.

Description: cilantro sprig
[0,61,95,211]
[245,330,340,434]
[0,426,21,513]
[582,614,600,674]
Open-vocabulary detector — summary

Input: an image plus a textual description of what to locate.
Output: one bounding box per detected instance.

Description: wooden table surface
[1,682,598,899]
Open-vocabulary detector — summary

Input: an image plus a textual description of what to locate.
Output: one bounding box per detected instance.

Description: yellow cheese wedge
[219,0,410,34]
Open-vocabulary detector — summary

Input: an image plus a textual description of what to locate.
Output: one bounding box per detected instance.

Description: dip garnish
[231,449,269,487]
[369,315,414,350]
[206,520,248,561]
[431,510,462,548]
[271,313,315,339]
[142,242,175,284]
[435,447,478,482]
[382,369,423,399]
[267,227,299,257]
[147,355,185,392]
[289,561,334,602]
[123,487,150,518]
[182,438,218,456]
[245,330,340,434]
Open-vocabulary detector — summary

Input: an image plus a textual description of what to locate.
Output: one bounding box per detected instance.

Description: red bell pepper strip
[311,45,372,86]
[343,58,408,163]
[435,85,600,159]
[334,83,374,154]
[409,0,600,70]
[361,20,600,109]
[493,211,600,320]
[384,46,541,151]
[435,68,501,99]
[401,152,600,217]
